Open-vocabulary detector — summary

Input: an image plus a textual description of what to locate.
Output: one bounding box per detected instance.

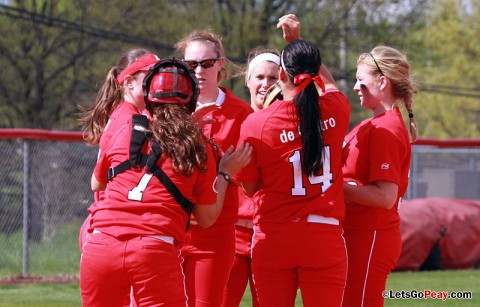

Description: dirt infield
[0,274,79,285]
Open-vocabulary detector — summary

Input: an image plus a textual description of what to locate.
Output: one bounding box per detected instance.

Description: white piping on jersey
[361,230,377,307]
[250,225,257,293]
[340,229,347,307]
[177,247,189,307]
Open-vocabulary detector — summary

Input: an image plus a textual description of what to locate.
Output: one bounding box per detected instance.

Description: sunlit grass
[0,269,477,306]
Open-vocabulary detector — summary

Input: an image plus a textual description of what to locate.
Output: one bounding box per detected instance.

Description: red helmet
[143,58,199,113]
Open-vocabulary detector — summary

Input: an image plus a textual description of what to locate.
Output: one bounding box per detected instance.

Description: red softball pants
[251,218,347,307]
[182,223,236,307]
[80,232,187,307]
[222,224,259,307]
[342,228,402,307]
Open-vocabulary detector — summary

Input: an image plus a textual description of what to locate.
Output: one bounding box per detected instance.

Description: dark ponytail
[281,39,324,177]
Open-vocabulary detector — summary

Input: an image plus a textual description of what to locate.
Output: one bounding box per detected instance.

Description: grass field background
[0,220,83,278]
[0,222,478,306]
[0,269,478,306]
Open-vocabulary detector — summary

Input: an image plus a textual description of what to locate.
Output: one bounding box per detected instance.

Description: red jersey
[237,190,255,220]
[88,101,148,213]
[342,108,411,230]
[235,90,350,224]
[198,87,253,225]
[91,117,218,243]
[99,101,147,156]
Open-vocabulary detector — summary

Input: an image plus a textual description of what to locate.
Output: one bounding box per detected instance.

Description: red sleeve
[93,123,131,183]
[192,140,219,205]
[369,126,404,186]
[93,149,108,183]
[233,114,260,184]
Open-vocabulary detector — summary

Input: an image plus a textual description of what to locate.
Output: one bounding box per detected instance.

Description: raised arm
[277,14,301,42]
[277,14,337,91]
[319,64,338,90]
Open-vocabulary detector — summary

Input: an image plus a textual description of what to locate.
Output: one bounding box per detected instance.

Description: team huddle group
[78,14,418,307]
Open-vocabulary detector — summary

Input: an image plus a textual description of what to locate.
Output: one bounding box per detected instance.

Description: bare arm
[319,64,338,90]
[343,180,399,209]
[193,143,252,227]
[277,14,337,92]
[277,14,301,42]
[192,173,229,228]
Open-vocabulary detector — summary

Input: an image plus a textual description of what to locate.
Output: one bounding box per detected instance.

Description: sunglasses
[184,58,220,70]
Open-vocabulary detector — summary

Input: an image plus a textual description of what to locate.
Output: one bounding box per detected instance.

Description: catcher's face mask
[143,58,199,114]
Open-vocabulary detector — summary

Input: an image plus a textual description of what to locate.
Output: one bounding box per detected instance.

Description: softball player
[341,46,418,307]
[80,58,252,306]
[78,49,157,251]
[175,30,254,307]
[223,15,303,306]
[79,49,159,307]
[235,39,351,307]
[222,48,280,307]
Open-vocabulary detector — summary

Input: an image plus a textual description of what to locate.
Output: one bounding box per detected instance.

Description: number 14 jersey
[235,90,350,224]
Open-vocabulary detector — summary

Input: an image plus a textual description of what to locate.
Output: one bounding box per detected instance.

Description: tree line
[0,0,478,138]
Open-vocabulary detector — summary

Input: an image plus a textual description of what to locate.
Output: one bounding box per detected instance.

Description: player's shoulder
[372,108,404,129]
[371,111,409,143]
[322,90,350,109]
[222,87,253,112]
[242,102,280,132]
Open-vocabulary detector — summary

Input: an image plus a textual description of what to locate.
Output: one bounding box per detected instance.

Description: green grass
[0,283,80,307]
[383,270,478,306]
[0,269,478,306]
[0,220,82,278]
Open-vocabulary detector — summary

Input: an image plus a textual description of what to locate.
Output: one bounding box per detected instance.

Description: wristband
[217,171,231,183]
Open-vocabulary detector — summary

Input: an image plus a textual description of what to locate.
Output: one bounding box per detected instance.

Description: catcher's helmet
[143,58,199,113]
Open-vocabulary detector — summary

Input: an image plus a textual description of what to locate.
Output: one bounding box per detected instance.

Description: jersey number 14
[289,146,333,196]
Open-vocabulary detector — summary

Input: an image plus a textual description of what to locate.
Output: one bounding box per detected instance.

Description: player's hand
[218,142,252,178]
[277,14,301,42]
[193,102,219,125]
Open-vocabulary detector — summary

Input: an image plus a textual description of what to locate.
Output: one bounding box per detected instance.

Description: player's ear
[379,75,389,91]
[124,75,135,89]
[279,67,289,83]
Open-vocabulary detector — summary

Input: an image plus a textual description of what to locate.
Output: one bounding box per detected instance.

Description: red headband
[291,74,325,97]
[116,53,160,85]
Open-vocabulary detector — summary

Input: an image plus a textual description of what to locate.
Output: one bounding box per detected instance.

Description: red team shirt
[90,115,218,244]
[197,87,254,225]
[98,101,149,156]
[237,192,255,223]
[342,107,411,230]
[88,101,151,212]
[235,90,350,224]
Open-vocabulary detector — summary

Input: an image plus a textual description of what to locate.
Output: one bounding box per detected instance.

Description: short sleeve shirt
[342,108,411,230]
[235,90,351,224]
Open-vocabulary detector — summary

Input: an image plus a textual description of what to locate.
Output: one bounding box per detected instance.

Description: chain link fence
[0,130,96,279]
[0,130,479,279]
[407,142,480,200]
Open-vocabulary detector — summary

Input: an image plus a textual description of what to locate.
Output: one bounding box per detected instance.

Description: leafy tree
[0,0,478,138]
[413,0,480,138]
[0,0,181,129]
[341,0,430,126]
[0,1,100,129]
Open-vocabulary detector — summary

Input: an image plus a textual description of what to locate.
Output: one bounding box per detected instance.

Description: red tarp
[395,197,480,271]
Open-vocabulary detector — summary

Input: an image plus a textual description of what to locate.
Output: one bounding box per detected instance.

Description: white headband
[247,53,280,80]
[280,49,291,77]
